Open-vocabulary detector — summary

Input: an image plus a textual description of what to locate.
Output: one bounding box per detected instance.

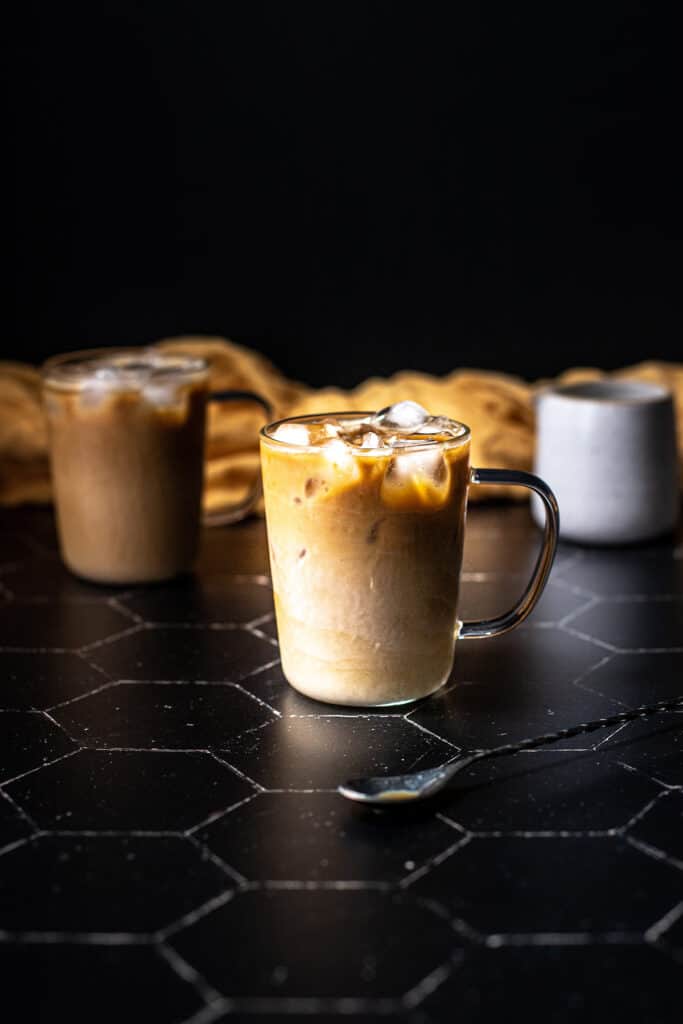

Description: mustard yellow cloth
[1,336,681,510]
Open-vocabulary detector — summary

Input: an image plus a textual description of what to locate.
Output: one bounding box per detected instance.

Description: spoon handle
[466,694,683,768]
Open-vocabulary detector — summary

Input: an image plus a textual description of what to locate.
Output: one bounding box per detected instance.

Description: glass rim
[544,380,673,405]
[41,346,210,389]
[260,410,471,454]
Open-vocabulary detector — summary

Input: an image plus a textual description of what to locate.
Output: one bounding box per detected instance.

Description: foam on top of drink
[45,350,208,392]
[270,402,468,452]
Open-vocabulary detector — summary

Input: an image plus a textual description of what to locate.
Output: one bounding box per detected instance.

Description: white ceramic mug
[532,380,679,545]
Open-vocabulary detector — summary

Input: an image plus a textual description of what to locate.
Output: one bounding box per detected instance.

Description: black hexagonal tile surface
[421,946,683,1024]
[0,556,130,600]
[212,1015,419,1024]
[170,890,459,999]
[0,651,106,710]
[254,614,278,640]
[52,681,275,750]
[119,576,274,625]
[436,750,660,833]
[0,791,33,850]
[602,712,683,786]
[198,791,461,882]
[574,651,683,707]
[87,626,277,680]
[0,710,76,784]
[0,531,39,565]
[219,716,454,790]
[663,914,683,956]
[0,944,204,1024]
[458,576,589,627]
[196,519,270,576]
[569,598,683,650]
[629,791,683,864]
[408,636,617,752]
[0,600,133,650]
[238,662,319,715]
[0,835,231,933]
[1,503,682,1024]
[410,835,683,935]
[451,627,606,689]
[556,544,683,596]
[6,749,255,831]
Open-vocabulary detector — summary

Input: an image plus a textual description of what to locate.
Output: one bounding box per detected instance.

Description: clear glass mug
[42,347,271,584]
[260,411,559,707]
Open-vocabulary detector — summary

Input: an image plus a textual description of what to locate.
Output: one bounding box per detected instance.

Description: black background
[9,2,681,387]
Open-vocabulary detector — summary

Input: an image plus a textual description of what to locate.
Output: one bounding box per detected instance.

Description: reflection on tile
[171,890,458,999]
[220,716,454,790]
[0,835,231,933]
[411,835,683,934]
[0,711,76,784]
[88,626,276,681]
[199,791,460,882]
[0,601,132,650]
[197,519,270,576]
[52,682,275,749]
[0,944,203,1024]
[120,576,274,624]
[6,749,255,831]
[0,558,129,600]
[0,651,105,710]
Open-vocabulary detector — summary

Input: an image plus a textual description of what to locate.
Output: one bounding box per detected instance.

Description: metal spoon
[338,694,683,805]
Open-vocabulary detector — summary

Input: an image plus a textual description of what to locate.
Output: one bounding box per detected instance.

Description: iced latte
[43,349,210,584]
[260,403,471,706]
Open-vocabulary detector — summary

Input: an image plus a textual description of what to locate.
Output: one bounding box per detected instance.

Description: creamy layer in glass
[260,403,471,706]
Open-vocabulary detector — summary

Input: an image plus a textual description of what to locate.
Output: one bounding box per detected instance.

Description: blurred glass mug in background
[532,380,679,545]
[42,348,270,584]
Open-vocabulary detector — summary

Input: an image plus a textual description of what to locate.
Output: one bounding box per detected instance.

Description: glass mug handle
[458,467,560,639]
[202,390,273,527]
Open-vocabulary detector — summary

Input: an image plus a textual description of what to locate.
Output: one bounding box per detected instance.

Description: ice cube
[359,431,382,449]
[143,382,183,407]
[413,415,454,435]
[91,363,151,389]
[271,422,312,447]
[320,437,356,472]
[373,400,430,430]
[92,367,121,386]
[386,448,446,484]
